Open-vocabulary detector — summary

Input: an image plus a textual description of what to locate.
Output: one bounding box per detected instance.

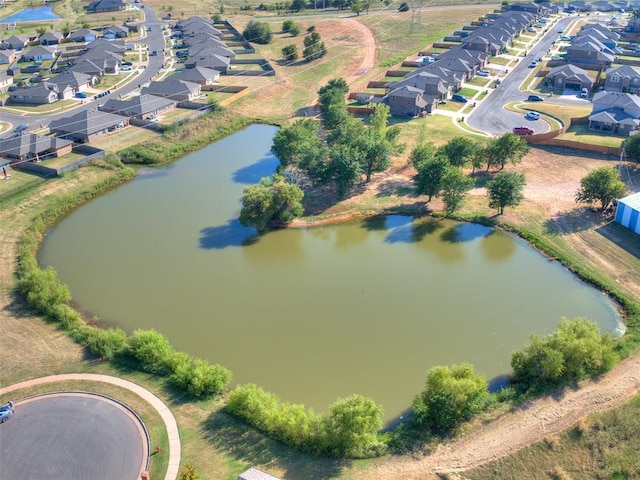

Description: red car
[513,126,535,135]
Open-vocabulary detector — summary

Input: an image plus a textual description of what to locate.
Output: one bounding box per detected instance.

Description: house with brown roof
[0,133,73,163]
[49,110,129,143]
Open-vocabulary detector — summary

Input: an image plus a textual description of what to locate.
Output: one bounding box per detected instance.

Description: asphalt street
[468,15,577,135]
[0,393,147,480]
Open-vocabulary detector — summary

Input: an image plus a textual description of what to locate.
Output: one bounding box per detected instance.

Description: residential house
[39,32,64,45]
[184,53,230,74]
[140,78,202,101]
[0,50,17,65]
[604,65,640,93]
[386,71,451,102]
[566,40,615,67]
[462,30,508,55]
[50,71,97,93]
[175,17,223,37]
[424,58,476,81]
[69,59,106,77]
[84,38,126,55]
[69,28,99,43]
[509,2,544,14]
[591,0,617,10]
[1,35,30,51]
[436,46,489,70]
[91,0,127,13]
[22,45,57,62]
[49,110,129,143]
[414,64,464,90]
[545,64,593,90]
[9,83,60,104]
[568,1,594,11]
[100,94,176,120]
[0,71,14,94]
[588,91,640,134]
[578,24,620,50]
[182,32,228,49]
[171,66,220,85]
[188,44,236,61]
[0,133,73,163]
[383,85,436,117]
[102,25,129,39]
[237,468,282,480]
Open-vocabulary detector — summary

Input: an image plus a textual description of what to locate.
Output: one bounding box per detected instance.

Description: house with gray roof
[545,64,593,90]
[49,110,129,143]
[1,35,30,51]
[50,71,97,93]
[184,53,231,74]
[0,133,73,162]
[69,59,106,77]
[604,65,640,93]
[39,32,64,46]
[509,2,545,14]
[0,71,13,94]
[140,78,202,101]
[188,44,236,60]
[237,467,282,480]
[22,45,57,61]
[99,94,176,120]
[386,71,451,102]
[383,85,435,117]
[171,66,220,85]
[0,50,17,65]
[566,40,615,67]
[436,46,488,70]
[103,25,129,39]
[69,28,99,43]
[91,0,126,13]
[589,91,640,134]
[9,83,62,105]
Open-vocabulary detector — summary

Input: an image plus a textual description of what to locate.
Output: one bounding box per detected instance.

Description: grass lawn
[0,170,47,201]
[518,103,590,125]
[96,73,130,90]
[40,151,87,170]
[466,77,492,88]
[458,87,480,99]
[0,99,78,115]
[89,126,160,152]
[557,124,626,148]
[156,108,202,125]
[488,56,511,66]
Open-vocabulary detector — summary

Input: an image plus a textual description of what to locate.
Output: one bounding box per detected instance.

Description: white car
[525,111,541,120]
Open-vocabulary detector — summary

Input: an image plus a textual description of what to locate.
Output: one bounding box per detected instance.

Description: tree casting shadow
[199,220,259,249]
[544,206,606,235]
[203,410,349,480]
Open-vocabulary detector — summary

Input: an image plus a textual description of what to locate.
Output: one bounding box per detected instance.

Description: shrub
[128,329,176,374]
[325,394,384,457]
[19,266,71,316]
[282,19,295,33]
[84,327,128,360]
[398,1,409,11]
[171,357,232,397]
[282,44,298,61]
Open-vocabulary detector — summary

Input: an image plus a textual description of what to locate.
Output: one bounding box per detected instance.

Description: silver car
[0,401,15,423]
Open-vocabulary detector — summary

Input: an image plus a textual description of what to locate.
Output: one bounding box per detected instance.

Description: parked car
[0,401,15,423]
[527,27,536,32]
[529,61,538,68]
[527,94,544,102]
[513,126,535,135]
[580,88,589,98]
[122,61,133,66]
[550,55,563,60]
[121,65,132,71]
[477,70,490,77]
[150,50,157,56]
[14,124,28,132]
[525,111,541,120]
[452,93,468,103]
[75,92,88,98]
[560,35,571,41]
[558,29,564,33]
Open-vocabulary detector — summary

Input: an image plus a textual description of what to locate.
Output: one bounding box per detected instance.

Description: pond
[0,6,60,23]
[39,124,622,422]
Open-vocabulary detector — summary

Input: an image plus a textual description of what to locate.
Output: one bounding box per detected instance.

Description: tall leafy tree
[487,171,526,214]
[575,166,627,211]
[438,136,477,168]
[303,31,327,61]
[359,104,404,182]
[325,143,364,197]
[412,364,489,431]
[271,119,321,168]
[484,133,530,171]
[243,21,273,44]
[325,394,383,457]
[282,44,298,61]
[441,167,475,215]
[239,174,304,232]
[318,78,349,129]
[411,143,449,201]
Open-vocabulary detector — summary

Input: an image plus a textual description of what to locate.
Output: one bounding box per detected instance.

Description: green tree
[360,104,404,182]
[289,24,301,36]
[171,357,232,397]
[484,133,530,171]
[487,171,526,214]
[575,166,627,211]
[303,31,327,61]
[282,43,299,61]
[351,0,365,15]
[622,131,640,165]
[412,364,490,431]
[411,144,449,201]
[398,1,409,11]
[511,317,617,391]
[20,266,71,316]
[326,394,383,457]
[438,136,477,168]
[291,0,307,10]
[318,78,349,128]
[243,21,273,44]
[36,26,47,36]
[441,167,475,215]
[128,329,175,374]
[271,119,321,167]
[239,174,304,232]
[282,19,296,33]
[325,143,364,197]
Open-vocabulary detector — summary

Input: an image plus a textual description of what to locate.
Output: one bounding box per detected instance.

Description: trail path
[343,17,376,85]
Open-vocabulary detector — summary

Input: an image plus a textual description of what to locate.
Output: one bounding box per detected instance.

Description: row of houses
[1,25,131,52]
[170,16,234,74]
[565,23,620,67]
[381,9,544,116]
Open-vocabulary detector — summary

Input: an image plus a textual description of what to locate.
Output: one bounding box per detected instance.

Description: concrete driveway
[0,393,148,480]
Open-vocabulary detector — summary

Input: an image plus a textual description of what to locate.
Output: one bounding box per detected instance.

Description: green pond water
[39,124,621,422]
